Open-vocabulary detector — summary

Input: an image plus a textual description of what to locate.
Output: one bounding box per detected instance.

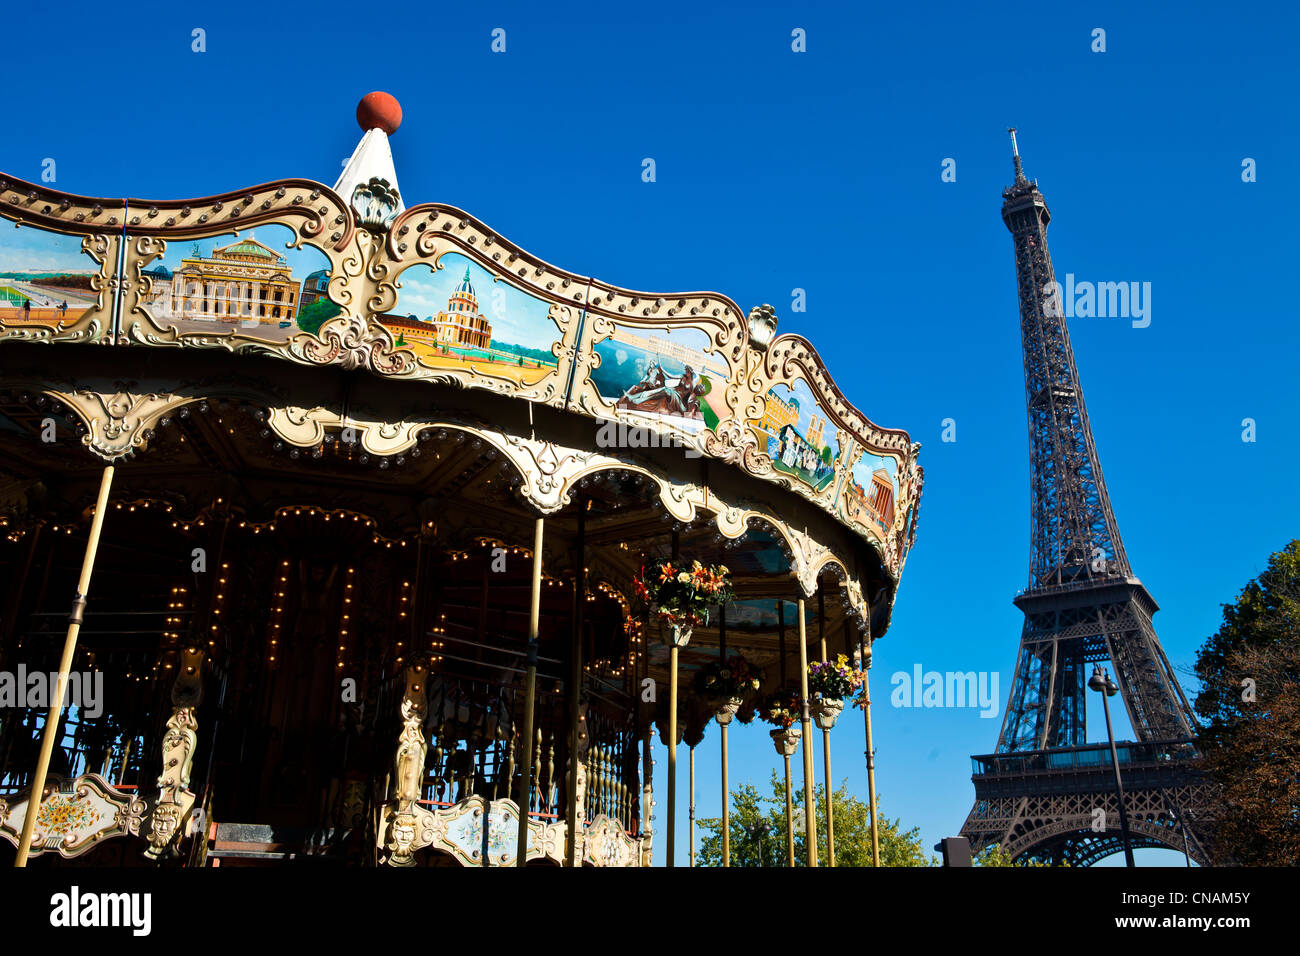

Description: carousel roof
[0,92,923,637]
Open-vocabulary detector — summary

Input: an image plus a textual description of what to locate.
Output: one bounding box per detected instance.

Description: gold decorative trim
[47,387,197,461]
[0,773,148,860]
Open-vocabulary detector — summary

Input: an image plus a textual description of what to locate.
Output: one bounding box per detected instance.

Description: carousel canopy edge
[0,93,922,577]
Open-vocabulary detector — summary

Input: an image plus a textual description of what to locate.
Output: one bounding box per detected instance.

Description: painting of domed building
[380,253,559,385]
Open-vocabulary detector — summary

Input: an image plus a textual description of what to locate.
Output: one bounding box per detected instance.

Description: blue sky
[4,1,1296,866]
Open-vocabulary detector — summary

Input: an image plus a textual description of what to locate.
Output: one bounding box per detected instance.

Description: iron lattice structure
[959,135,1215,865]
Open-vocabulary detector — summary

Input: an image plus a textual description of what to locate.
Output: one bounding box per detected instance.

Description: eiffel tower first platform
[958,132,1216,866]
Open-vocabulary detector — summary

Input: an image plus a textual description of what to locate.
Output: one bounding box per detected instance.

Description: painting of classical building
[142,225,330,342]
[382,254,559,383]
[843,452,899,534]
[753,380,838,492]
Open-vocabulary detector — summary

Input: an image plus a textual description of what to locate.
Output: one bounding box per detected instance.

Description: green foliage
[491,340,555,364]
[296,298,341,336]
[973,843,1063,867]
[1193,539,1300,865]
[697,772,936,867]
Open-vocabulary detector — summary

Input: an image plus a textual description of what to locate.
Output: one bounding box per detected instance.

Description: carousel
[0,93,922,867]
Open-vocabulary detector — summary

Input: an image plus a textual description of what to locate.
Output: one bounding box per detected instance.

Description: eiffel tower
[958,131,1216,866]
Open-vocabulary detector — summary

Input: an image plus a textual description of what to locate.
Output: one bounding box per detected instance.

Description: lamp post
[746,820,772,867]
[1088,664,1135,868]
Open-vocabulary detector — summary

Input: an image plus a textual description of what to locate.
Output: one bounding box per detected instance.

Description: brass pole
[782,753,794,866]
[720,719,730,867]
[564,502,585,866]
[860,617,880,867]
[517,516,544,867]
[819,585,834,866]
[688,744,695,866]
[667,643,678,866]
[666,528,679,867]
[719,604,730,867]
[797,596,817,866]
[14,463,115,867]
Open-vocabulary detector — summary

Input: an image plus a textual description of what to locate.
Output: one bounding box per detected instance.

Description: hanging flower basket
[806,654,863,729]
[695,655,764,725]
[713,696,745,726]
[660,618,693,647]
[811,695,845,730]
[761,687,801,748]
[770,725,802,756]
[633,559,734,649]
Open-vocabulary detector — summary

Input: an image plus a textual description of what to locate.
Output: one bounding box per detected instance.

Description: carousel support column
[860,612,880,867]
[564,500,586,867]
[778,600,794,866]
[819,584,834,867]
[782,751,794,867]
[688,744,696,866]
[666,528,680,867]
[797,596,818,867]
[719,604,730,867]
[14,463,114,868]
[516,516,544,867]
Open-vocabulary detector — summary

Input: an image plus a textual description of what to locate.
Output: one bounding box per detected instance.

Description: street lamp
[1089,664,1135,867]
[746,821,772,867]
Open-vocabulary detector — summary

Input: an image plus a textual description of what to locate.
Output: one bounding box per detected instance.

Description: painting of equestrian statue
[591,325,728,433]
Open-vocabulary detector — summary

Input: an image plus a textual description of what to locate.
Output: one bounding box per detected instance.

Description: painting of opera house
[752,379,840,492]
[139,224,333,343]
[0,225,98,328]
[590,325,727,433]
[843,451,899,535]
[379,254,560,385]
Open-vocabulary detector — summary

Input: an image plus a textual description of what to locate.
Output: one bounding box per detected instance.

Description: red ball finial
[356,92,402,135]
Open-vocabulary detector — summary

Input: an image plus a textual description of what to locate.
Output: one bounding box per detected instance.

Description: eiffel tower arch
[959,132,1216,866]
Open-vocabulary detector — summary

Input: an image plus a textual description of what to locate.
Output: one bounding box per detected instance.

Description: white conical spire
[335,93,406,230]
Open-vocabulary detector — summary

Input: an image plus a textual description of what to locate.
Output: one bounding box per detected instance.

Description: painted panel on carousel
[590,325,727,435]
[0,223,108,341]
[135,223,332,345]
[842,450,900,538]
[382,254,560,386]
[720,598,810,629]
[750,378,842,493]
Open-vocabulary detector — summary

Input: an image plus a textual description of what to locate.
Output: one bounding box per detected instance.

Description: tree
[697,772,935,866]
[973,843,1060,867]
[1193,539,1300,865]
[296,298,340,336]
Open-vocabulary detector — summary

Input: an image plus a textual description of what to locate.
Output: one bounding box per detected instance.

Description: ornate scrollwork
[143,645,204,860]
[294,312,415,374]
[352,178,401,232]
[48,387,196,461]
[0,774,149,860]
[379,665,437,867]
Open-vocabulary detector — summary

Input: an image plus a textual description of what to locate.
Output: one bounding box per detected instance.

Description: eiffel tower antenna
[1008,127,1026,183]
[959,136,1215,866]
